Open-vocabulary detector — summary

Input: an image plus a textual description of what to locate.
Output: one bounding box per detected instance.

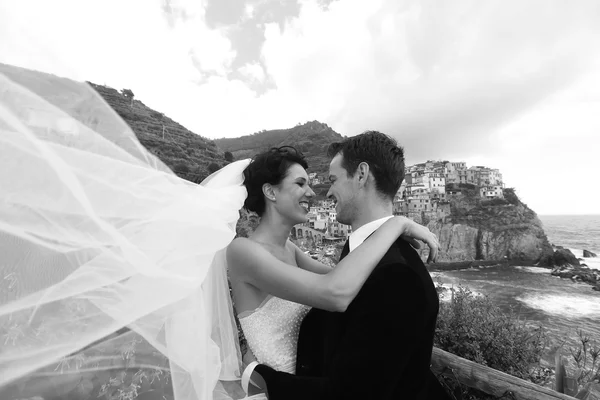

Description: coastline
[427,247,600,290]
[428,258,542,272]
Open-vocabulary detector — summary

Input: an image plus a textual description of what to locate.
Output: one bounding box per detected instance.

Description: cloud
[259,0,600,160]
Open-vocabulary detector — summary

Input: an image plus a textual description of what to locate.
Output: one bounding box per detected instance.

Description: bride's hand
[243,348,258,367]
[393,216,440,264]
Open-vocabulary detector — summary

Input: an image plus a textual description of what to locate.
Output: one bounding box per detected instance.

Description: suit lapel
[340,239,350,260]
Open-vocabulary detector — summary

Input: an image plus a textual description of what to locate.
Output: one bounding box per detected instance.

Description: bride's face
[270,163,315,224]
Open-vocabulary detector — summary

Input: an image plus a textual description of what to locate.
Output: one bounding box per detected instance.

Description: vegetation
[173,163,190,174]
[480,198,509,207]
[566,330,600,387]
[208,162,221,174]
[120,88,134,106]
[0,62,228,184]
[433,283,599,399]
[89,82,228,182]
[435,285,546,378]
[215,120,345,176]
[503,188,520,206]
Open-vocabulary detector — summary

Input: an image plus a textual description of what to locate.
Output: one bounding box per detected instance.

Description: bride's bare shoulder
[227,237,262,268]
[228,236,255,253]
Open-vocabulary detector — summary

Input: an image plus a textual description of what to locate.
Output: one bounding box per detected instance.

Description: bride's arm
[293,217,439,274]
[226,216,438,312]
[292,243,332,274]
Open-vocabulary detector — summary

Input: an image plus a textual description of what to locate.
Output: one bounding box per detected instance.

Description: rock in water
[583,249,598,258]
[553,248,581,267]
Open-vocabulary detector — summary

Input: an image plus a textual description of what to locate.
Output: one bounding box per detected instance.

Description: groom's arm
[253,263,426,400]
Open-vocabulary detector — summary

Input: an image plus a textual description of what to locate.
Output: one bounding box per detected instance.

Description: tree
[224,151,234,162]
[208,162,220,174]
[121,89,135,106]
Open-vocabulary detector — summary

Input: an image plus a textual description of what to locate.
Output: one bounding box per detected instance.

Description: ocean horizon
[539,214,600,255]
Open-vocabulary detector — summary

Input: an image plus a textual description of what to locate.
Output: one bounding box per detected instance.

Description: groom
[247,131,450,399]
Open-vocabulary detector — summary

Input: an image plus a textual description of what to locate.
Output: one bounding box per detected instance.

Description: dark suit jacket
[254,238,450,400]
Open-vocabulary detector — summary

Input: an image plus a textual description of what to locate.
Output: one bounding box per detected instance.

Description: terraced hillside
[0,63,226,182]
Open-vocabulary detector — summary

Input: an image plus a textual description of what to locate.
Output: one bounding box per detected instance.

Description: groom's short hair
[327,131,405,200]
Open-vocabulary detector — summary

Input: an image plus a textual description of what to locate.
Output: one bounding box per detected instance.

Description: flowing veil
[0,10,255,400]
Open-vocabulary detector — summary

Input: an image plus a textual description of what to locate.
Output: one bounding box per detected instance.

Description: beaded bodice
[239,296,311,374]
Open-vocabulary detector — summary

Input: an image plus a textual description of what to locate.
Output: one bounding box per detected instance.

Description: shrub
[173,163,190,174]
[435,285,546,380]
[568,329,600,386]
[433,284,548,399]
[503,188,520,205]
[481,198,508,207]
[224,151,234,162]
[208,162,220,174]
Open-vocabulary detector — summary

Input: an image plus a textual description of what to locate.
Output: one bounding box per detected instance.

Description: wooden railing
[431,347,578,400]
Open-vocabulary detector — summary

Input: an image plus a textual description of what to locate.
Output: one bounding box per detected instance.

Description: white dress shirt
[348,215,394,252]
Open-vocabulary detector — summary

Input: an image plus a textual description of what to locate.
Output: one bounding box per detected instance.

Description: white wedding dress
[0,59,254,400]
[239,296,311,374]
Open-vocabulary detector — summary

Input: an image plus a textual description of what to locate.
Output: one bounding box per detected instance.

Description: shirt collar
[348,215,394,252]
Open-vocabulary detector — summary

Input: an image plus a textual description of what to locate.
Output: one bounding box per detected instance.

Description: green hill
[215,120,345,175]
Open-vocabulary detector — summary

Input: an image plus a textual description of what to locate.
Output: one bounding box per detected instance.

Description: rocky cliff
[423,188,555,266]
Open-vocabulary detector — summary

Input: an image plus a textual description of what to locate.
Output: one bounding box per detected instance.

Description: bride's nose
[306,186,315,198]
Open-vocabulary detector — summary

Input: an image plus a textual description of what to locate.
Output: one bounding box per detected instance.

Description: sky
[1,0,599,215]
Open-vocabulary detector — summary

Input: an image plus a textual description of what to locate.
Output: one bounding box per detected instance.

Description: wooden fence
[431,347,578,400]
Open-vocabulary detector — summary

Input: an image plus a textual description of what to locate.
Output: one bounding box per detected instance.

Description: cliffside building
[480,185,504,199]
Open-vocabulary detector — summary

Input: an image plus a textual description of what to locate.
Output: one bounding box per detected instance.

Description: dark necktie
[339,239,350,261]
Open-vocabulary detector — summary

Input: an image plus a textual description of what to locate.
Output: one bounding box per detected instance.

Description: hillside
[215,120,345,175]
[89,83,226,181]
[0,63,226,182]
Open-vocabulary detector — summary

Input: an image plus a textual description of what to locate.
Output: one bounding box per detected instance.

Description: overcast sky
[1,0,599,215]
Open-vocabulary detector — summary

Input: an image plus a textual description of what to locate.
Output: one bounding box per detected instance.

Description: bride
[0,59,438,400]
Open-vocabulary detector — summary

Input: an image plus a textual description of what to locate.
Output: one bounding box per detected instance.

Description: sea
[433,214,600,352]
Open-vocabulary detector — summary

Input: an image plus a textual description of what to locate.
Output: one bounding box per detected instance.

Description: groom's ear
[356,162,370,187]
[262,183,276,202]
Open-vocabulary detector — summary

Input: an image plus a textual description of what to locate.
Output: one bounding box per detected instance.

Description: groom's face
[326,153,359,225]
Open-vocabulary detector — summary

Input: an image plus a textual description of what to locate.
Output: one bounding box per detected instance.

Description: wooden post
[556,351,566,393]
[555,350,579,396]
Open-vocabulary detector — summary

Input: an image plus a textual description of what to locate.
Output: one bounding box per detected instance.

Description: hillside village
[293,161,505,256]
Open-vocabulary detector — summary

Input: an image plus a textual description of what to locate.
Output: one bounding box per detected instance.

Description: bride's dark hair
[243,146,308,216]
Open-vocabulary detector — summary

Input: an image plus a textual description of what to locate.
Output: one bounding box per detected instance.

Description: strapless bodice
[239,296,311,374]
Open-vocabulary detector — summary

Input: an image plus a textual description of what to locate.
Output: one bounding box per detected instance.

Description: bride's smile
[269,163,315,224]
